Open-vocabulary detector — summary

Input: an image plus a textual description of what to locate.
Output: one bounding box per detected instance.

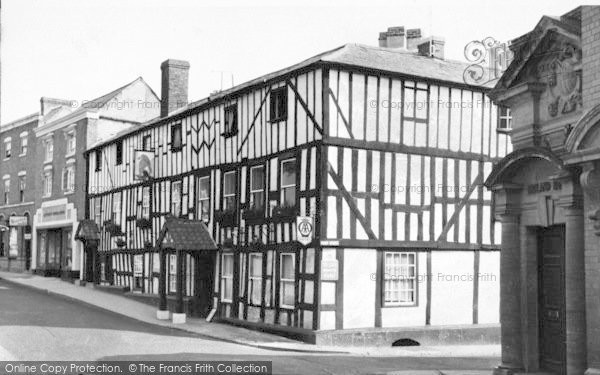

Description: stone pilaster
[492,183,524,374]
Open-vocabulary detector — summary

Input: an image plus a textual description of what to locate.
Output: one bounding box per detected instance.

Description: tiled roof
[75,219,100,241]
[158,216,218,251]
[88,43,491,151]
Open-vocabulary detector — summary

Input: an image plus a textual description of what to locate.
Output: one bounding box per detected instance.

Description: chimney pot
[160,59,190,117]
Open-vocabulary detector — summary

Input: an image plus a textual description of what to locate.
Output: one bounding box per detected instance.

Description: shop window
[383,252,417,306]
[279,253,295,309]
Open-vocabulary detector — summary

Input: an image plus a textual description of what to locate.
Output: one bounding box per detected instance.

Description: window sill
[63,190,75,196]
[65,152,76,158]
[44,159,53,164]
[382,303,418,308]
[221,298,233,303]
[18,153,27,157]
[496,128,512,134]
[279,305,295,310]
[269,117,287,124]
[221,130,238,138]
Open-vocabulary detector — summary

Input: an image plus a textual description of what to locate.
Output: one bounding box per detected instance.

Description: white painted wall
[430,251,474,325]
[478,251,500,323]
[343,248,376,329]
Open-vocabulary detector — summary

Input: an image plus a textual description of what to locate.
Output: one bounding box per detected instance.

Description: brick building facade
[486,6,600,375]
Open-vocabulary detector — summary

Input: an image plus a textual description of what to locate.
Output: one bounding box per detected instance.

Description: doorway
[538,225,566,374]
[194,251,216,317]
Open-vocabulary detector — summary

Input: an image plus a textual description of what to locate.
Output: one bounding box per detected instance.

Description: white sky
[1,0,590,123]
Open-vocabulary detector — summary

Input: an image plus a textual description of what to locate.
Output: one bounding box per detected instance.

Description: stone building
[485,6,600,375]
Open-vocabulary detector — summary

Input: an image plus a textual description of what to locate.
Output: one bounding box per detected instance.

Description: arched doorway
[485,147,585,374]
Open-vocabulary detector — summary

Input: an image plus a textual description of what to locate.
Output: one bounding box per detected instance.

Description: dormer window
[222,104,238,137]
[497,106,512,132]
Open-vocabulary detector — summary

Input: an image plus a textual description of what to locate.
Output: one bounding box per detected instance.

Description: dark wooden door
[538,225,566,374]
[194,252,216,317]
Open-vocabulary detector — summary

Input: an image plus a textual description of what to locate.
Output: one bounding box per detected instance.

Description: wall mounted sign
[296,216,313,246]
[527,180,562,195]
[9,216,28,226]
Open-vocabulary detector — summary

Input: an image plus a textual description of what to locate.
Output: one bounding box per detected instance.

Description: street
[0,279,498,374]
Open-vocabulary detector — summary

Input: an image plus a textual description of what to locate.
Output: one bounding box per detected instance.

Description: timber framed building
[84,34,512,341]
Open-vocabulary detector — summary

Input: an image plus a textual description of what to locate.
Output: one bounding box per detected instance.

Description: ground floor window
[248,253,262,305]
[383,252,417,306]
[168,254,177,293]
[221,253,234,302]
[279,253,295,309]
[133,254,143,290]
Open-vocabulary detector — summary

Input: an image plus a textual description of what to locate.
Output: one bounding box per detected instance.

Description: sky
[0,0,592,123]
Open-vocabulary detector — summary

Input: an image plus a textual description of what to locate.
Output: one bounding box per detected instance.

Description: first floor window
[95,150,102,171]
[280,159,296,207]
[221,253,234,302]
[94,199,102,226]
[383,252,417,306]
[171,181,182,216]
[62,166,75,193]
[133,255,143,290]
[498,106,512,130]
[250,165,265,209]
[66,131,76,155]
[142,135,152,151]
[270,87,287,122]
[198,176,210,222]
[43,171,53,197]
[171,123,182,151]
[279,253,295,309]
[142,186,150,219]
[222,171,236,211]
[44,139,53,162]
[223,104,238,136]
[18,176,25,203]
[3,179,9,205]
[115,140,123,165]
[113,192,122,225]
[248,253,262,305]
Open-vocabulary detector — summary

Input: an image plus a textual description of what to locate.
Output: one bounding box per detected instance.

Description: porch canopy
[75,220,101,283]
[74,219,100,243]
[156,215,217,319]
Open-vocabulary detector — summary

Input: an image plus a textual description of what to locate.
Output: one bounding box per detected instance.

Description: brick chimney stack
[160,59,190,118]
[417,36,445,59]
[385,26,406,48]
[406,28,423,50]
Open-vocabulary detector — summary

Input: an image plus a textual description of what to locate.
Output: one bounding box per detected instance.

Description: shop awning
[157,216,217,251]
[75,220,100,241]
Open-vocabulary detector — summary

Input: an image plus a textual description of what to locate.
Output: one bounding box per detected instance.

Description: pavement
[0,271,500,374]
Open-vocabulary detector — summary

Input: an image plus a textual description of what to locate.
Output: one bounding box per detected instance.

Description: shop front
[32,199,81,279]
[0,213,32,272]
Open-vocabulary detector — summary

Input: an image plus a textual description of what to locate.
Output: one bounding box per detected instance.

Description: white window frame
[498,106,512,131]
[62,166,75,193]
[19,133,28,156]
[198,176,210,222]
[249,165,265,209]
[44,138,54,163]
[248,253,262,305]
[65,130,76,156]
[168,254,177,293]
[171,181,182,216]
[42,171,53,198]
[142,186,150,219]
[383,251,417,306]
[4,138,11,159]
[280,158,296,207]
[279,253,295,309]
[221,253,234,302]
[222,171,236,211]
